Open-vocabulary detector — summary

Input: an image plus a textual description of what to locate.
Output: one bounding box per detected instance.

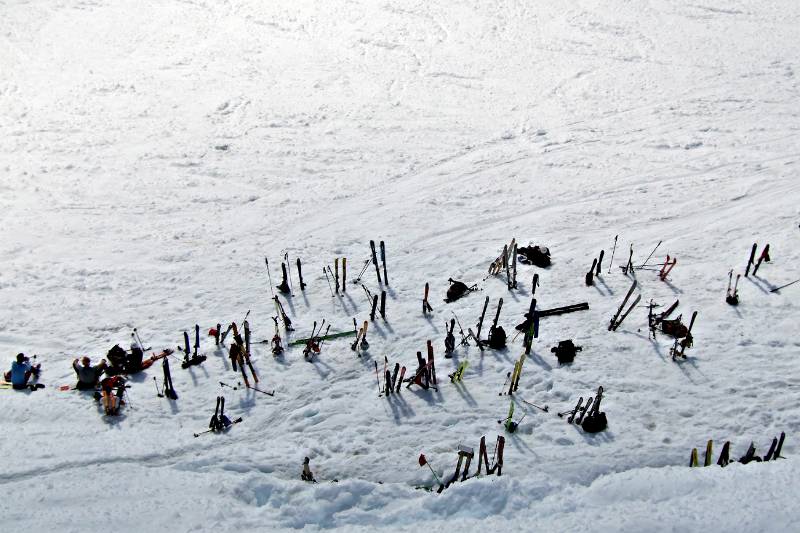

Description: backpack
[487,326,506,349]
[518,245,551,268]
[660,318,688,338]
[551,340,582,365]
[445,278,477,303]
[581,412,607,433]
[107,344,126,365]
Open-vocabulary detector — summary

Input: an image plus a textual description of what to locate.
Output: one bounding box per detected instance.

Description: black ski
[380,240,388,286]
[609,280,637,331]
[370,240,382,284]
[612,294,641,332]
[475,296,490,345]
[745,243,758,277]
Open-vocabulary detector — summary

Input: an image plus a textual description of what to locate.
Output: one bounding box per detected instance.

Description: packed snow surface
[1,1,799,531]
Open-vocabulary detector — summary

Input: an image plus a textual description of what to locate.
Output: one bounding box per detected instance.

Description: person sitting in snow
[99,375,127,415]
[4,353,40,390]
[125,342,144,374]
[301,457,316,483]
[73,356,108,390]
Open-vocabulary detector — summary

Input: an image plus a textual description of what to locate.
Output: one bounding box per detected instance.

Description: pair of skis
[745,243,770,277]
[406,344,437,391]
[475,296,490,348]
[444,319,456,356]
[449,360,468,383]
[273,296,293,331]
[379,358,406,397]
[659,255,677,281]
[422,282,433,314]
[726,270,740,305]
[180,324,207,369]
[566,396,593,424]
[270,316,284,355]
[368,289,387,320]
[265,258,294,330]
[324,258,347,296]
[161,357,178,400]
[229,322,258,386]
[585,250,605,286]
[506,242,518,289]
[194,396,243,438]
[350,319,370,353]
[302,320,331,360]
[369,240,388,285]
[671,311,698,360]
[498,354,525,395]
[561,386,603,424]
[498,401,524,432]
[609,280,641,331]
[488,238,515,276]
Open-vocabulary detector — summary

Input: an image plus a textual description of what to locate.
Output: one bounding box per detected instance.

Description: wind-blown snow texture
[1,1,799,531]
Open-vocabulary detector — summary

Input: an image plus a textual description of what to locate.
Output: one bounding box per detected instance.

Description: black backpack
[487,326,507,349]
[581,412,607,433]
[518,245,551,268]
[106,345,127,374]
[445,278,477,303]
[551,340,582,365]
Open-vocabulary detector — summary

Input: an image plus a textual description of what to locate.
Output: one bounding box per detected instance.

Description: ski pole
[639,240,662,269]
[498,372,511,395]
[418,454,443,485]
[265,257,276,297]
[519,397,549,412]
[317,325,332,350]
[451,312,469,345]
[247,385,275,396]
[353,258,370,284]
[153,377,164,398]
[134,328,146,352]
[771,278,800,293]
[607,235,618,274]
[323,268,335,297]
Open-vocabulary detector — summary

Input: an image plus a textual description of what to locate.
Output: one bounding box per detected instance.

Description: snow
[1,0,799,531]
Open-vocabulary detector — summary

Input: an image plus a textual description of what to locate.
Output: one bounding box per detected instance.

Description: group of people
[4,342,147,415]
[71,343,142,390]
[4,344,145,387]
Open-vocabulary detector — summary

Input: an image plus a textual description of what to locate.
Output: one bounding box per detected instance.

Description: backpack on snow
[445,278,477,303]
[551,340,582,365]
[487,326,507,349]
[581,412,607,433]
[106,344,127,374]
[518,245,551,268]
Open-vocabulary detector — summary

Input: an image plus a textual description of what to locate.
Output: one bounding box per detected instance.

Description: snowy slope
[1,0,799,531]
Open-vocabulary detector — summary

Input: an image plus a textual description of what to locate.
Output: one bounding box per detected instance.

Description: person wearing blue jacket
[4,353,40,390]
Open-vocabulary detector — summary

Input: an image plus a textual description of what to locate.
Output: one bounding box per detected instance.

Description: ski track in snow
[1,0,800,531]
